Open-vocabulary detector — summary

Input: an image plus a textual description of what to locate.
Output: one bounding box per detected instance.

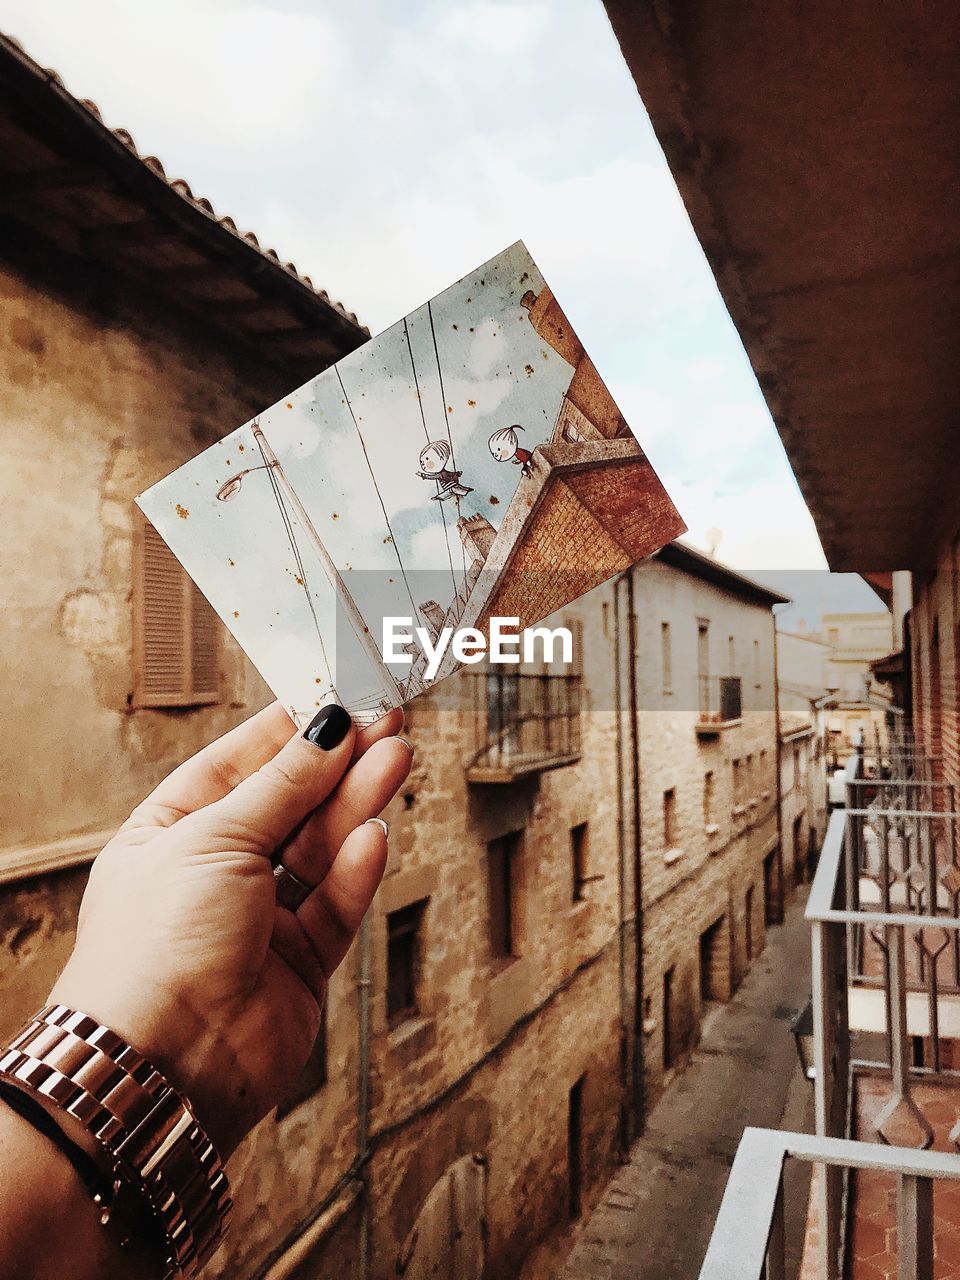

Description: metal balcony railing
[698,1127,960,1280]
[803,784,960,1276]
[862,724,943,783]
[697,674,742,730]
[464,669,582,783]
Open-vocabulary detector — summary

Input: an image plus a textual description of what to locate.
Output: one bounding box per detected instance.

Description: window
[697,619,710,679]
[827,627,839,647]
[663,788,677,848]
[663,967,675,1069]
[661,622,672,694]
[746,753,754,795]
[703,771,714,827]
[568,1076,585,1220]
[571,822,589,903]
[488,832,523,960]
[277,1007,327,1119]
[753,638,761,688]
[745,887,754,960]
[133,513,221,707]
[699,917,725,1003]
[732,758,743,804]
[386,900,426,1024]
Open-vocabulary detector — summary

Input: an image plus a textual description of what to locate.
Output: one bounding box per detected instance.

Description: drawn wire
[404,316,459,601]
[427,300,470,593]
[334,365,423,629]
[253,429,335,692]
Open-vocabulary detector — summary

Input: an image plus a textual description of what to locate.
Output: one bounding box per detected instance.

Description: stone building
[626,543,787,1110]
[820,609,896,753]
[776,629,830,870]
[0,35,369,1018]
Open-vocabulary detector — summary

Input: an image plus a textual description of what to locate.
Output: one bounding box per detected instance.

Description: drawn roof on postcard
[138,241,685,726]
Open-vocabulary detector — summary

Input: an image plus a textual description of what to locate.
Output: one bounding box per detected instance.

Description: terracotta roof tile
[2,32,368,334]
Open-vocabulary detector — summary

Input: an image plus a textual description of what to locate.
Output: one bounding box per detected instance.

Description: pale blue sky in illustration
[2,0,829,571]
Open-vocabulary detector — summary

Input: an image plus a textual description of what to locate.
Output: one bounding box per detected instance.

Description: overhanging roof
[0,32,367,378]
[657,540,790,608]
[603,2,960,573]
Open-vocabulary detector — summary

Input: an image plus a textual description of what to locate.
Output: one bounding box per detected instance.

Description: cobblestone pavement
[560,891,815,1280]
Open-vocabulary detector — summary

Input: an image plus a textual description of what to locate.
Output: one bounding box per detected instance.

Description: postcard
[137,241,685,726]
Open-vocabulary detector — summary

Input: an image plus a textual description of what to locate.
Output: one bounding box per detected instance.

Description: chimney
[418,600,446,641]
[458,513,498,566]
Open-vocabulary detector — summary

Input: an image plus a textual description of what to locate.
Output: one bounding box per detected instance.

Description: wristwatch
[0,1004,231,1278]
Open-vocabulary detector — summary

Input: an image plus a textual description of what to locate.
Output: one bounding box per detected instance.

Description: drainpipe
[772,615,786,914]
[613,575,631,1155]
[624,569,645,1138]
[357,911,373,1280]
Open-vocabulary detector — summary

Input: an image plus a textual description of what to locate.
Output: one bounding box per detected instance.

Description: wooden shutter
[133,512,221,707]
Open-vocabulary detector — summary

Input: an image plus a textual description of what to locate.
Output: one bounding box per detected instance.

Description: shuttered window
[133,512,221,707]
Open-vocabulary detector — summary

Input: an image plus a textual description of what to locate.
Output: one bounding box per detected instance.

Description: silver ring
[273,862,312,911]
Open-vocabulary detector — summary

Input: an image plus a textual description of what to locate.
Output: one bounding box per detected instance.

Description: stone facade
[628,551,785,1109]
[779,722,824,889]
[237,547,797,1280]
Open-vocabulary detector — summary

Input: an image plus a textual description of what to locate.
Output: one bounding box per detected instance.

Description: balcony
[699,1127,960,1280]
[700,738,960,1279]
[696,674,743,736]
[464,669,582,784]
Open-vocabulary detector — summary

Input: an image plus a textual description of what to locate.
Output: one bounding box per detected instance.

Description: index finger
[122,702,405,832]
[120,702,297,832]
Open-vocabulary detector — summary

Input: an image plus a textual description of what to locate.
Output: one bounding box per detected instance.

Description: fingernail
[396,736,415,755]
[366,817,389,837]
[303,703,352,750]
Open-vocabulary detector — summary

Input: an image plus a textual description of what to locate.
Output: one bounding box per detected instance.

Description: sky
[1,0,830,571]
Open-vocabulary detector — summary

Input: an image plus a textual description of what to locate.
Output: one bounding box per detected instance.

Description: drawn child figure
[415,439,473,501]
[488,425,533,476]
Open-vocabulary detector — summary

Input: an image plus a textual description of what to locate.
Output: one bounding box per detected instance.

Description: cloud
[0,0,827,574]
[438,2,547,54]
[672,479,827,571]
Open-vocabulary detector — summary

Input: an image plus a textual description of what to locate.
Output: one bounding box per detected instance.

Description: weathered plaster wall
[0,260,292,1105]
[0,261,276,864]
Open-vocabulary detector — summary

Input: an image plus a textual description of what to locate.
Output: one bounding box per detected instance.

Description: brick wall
[911,536,960,786]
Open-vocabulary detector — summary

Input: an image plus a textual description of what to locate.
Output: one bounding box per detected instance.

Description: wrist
[46,968,245,1159]
[0,1005,232,1278]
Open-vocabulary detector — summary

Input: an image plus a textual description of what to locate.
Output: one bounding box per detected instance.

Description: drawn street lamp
[215,462,277,502]
[216,422,401,715]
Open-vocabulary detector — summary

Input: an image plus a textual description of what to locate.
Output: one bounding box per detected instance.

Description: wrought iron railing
[698,1127,960,1280]
[700,739,960,1280]
[465,669,582,781]
[697,674,742,724]
[803,791,960,1277]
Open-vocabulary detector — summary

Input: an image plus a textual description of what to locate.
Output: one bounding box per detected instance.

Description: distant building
[819,610,896,756]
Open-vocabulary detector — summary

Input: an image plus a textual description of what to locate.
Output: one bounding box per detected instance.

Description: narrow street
[561,891,815,1280]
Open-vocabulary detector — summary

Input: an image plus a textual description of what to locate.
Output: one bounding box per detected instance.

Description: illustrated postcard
[138,241,686,725]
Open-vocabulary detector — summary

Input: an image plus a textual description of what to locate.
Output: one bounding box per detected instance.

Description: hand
[48,702,412,1157]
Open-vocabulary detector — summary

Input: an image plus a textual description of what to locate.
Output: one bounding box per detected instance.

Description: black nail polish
[303,703,352,750]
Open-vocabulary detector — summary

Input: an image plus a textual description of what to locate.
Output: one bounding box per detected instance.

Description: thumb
[182,703,356,854]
